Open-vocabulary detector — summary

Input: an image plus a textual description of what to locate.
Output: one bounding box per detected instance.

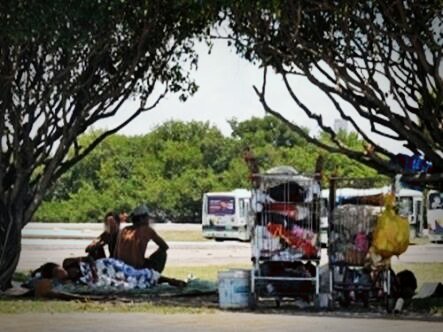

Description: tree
[229,116,380,180]
[229,115,308,148]
[223,0,442,186]
[0,1,216,289]
[35,121,232,223]
[36,118,382,223]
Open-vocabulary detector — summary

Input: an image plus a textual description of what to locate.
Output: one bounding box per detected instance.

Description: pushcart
[249,166,322,308]
[327,177,393,310]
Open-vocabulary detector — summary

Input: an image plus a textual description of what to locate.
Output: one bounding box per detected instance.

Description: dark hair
[397,269,417,299]
[131,213,148,225]
[31,262,59,279]
[104,211,120,225]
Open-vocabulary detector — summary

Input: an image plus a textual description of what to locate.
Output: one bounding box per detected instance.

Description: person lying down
[30,257,186,297]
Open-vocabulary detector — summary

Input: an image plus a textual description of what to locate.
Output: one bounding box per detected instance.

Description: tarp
[414,282,443,299]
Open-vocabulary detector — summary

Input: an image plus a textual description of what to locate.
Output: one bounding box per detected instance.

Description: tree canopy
[36,118,380,223]
[223,0,442,185]
[0,0,217,289]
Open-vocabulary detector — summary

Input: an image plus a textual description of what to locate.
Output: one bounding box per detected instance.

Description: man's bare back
[115,223,168,270]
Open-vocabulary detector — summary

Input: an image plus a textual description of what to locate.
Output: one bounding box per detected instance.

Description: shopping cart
[327,177,393,310]
[249,166,321,308]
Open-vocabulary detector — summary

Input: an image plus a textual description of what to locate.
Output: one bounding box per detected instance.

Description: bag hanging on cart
[372,194,409,258]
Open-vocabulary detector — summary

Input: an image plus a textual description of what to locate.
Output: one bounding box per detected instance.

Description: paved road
[18,238,443,272]
[22,222,201,239]
[0,312,442,332]
[17,222,443,271]
[18,238,251,271]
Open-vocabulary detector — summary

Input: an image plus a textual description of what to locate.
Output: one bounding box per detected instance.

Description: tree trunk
[0,216,22,291]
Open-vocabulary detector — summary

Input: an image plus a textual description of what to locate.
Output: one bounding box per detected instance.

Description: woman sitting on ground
[85,212,120,259]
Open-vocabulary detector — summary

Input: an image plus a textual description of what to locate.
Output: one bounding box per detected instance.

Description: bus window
[320,198,328,218]
[398,197,413,216]
[208,196,235,215]
[239,199,248,217]
[429,192,443,210]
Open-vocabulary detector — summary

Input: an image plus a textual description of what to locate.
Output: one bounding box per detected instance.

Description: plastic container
[218,269,251,309]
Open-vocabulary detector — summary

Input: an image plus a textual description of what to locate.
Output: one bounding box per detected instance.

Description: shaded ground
[3,263,443,320]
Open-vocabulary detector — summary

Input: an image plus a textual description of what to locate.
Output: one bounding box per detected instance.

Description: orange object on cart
[265,203,298,219]
[267,223,318,258]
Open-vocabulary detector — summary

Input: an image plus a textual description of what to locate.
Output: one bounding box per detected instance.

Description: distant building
[334,119,348,132]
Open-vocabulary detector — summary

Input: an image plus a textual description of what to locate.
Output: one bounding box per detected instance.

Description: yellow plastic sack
[372,194,409,258]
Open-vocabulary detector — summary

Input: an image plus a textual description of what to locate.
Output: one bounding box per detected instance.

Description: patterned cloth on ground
[79,258,160,289]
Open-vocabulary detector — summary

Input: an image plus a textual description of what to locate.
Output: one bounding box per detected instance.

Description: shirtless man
[114,204,168,272]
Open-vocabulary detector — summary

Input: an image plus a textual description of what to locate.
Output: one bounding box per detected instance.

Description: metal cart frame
[327,177,393,311]
[249,171,322,308]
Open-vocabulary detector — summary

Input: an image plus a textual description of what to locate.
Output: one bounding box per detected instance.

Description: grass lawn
[163,264,250,282]
[410,237,431,246]
[160,230,208,242]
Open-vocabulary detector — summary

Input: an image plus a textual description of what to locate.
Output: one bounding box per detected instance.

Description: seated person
[85,212,120,259]
[119,209,129,224]
[114,204,168,273]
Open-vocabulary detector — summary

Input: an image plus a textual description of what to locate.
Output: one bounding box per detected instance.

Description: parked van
[202,189,252,241]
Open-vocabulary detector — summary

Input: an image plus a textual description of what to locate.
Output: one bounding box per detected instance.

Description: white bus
[396,188,424,239]
[202,189,252,241]
[427,190,443,243]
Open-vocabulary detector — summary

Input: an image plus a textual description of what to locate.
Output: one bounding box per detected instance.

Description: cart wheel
[362,292,369,308]
[248,293,257,310]
[314,295,321,310]
[384,294,394,313]
[329,295,336,310]
[338,293,350,308]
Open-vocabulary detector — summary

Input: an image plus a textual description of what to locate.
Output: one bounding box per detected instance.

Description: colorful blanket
[79,258,160,289]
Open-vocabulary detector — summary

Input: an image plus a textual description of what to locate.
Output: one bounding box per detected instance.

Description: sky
[96,39,408,155]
